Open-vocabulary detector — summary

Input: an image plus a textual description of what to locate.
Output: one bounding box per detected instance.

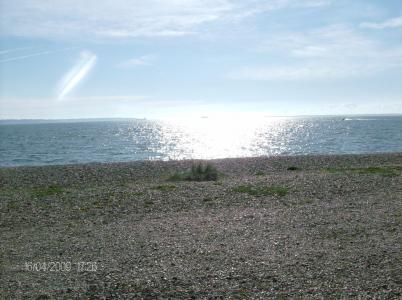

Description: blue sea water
[0,116,401,167]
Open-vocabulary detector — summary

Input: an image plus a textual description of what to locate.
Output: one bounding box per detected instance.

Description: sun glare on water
[156,114,285,160]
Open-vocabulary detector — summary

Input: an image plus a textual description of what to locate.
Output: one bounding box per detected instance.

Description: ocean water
[0,116,401,167]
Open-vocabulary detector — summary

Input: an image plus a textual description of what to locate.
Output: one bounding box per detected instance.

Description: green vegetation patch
[255,170,265,176]
[7,201,20,210]
[287,166,301,171]
[32,185,64,198]
[143,199,154,207]
[132,191,145,196]
[169,163,220,182]
[233,184,288,197]
[203,196,219,202]
[35,294,51,300]
[152,184,177,192]
[326,166,402,177]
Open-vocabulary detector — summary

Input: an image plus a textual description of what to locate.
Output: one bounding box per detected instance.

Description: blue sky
[0,0,401,119]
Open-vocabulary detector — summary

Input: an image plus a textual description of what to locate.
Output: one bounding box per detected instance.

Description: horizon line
[1,113,402,122]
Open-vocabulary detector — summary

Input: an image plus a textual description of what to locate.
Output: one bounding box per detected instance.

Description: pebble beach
[1,153,401,299]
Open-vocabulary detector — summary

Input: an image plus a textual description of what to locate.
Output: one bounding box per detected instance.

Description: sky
[0,0,401,119]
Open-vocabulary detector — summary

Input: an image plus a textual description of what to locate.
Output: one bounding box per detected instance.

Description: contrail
[0,47,34,55]
[0,47,77,63]
[57,51,97,100]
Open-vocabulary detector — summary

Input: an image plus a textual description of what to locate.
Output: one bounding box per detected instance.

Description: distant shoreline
[1,113,402,125]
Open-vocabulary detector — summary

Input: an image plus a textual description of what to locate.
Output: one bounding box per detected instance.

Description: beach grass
[152,184,177,192]
[168,163,220,181]
[32,185,64,198]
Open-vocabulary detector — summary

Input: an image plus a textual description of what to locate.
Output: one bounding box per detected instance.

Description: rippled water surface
[1,116,401,166]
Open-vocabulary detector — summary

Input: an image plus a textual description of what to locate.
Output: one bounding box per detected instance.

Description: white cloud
[230,25,402,80]
[57,51,97,100]
[361,16,402,29]
[116,55,157,68]
[0,0,331,40]
[259,25,378,59]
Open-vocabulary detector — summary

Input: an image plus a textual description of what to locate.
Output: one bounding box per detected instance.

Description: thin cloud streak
[361,16,402,29]
[0,50,55,63]
[57,51,97,100]
[227,64,384,81]
[62,95,149,103]
[116,55,157,68]
[0,46,34,55]
[0,47,77,63]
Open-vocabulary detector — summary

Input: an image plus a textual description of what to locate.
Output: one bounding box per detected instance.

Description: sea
[0,115,401,167]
